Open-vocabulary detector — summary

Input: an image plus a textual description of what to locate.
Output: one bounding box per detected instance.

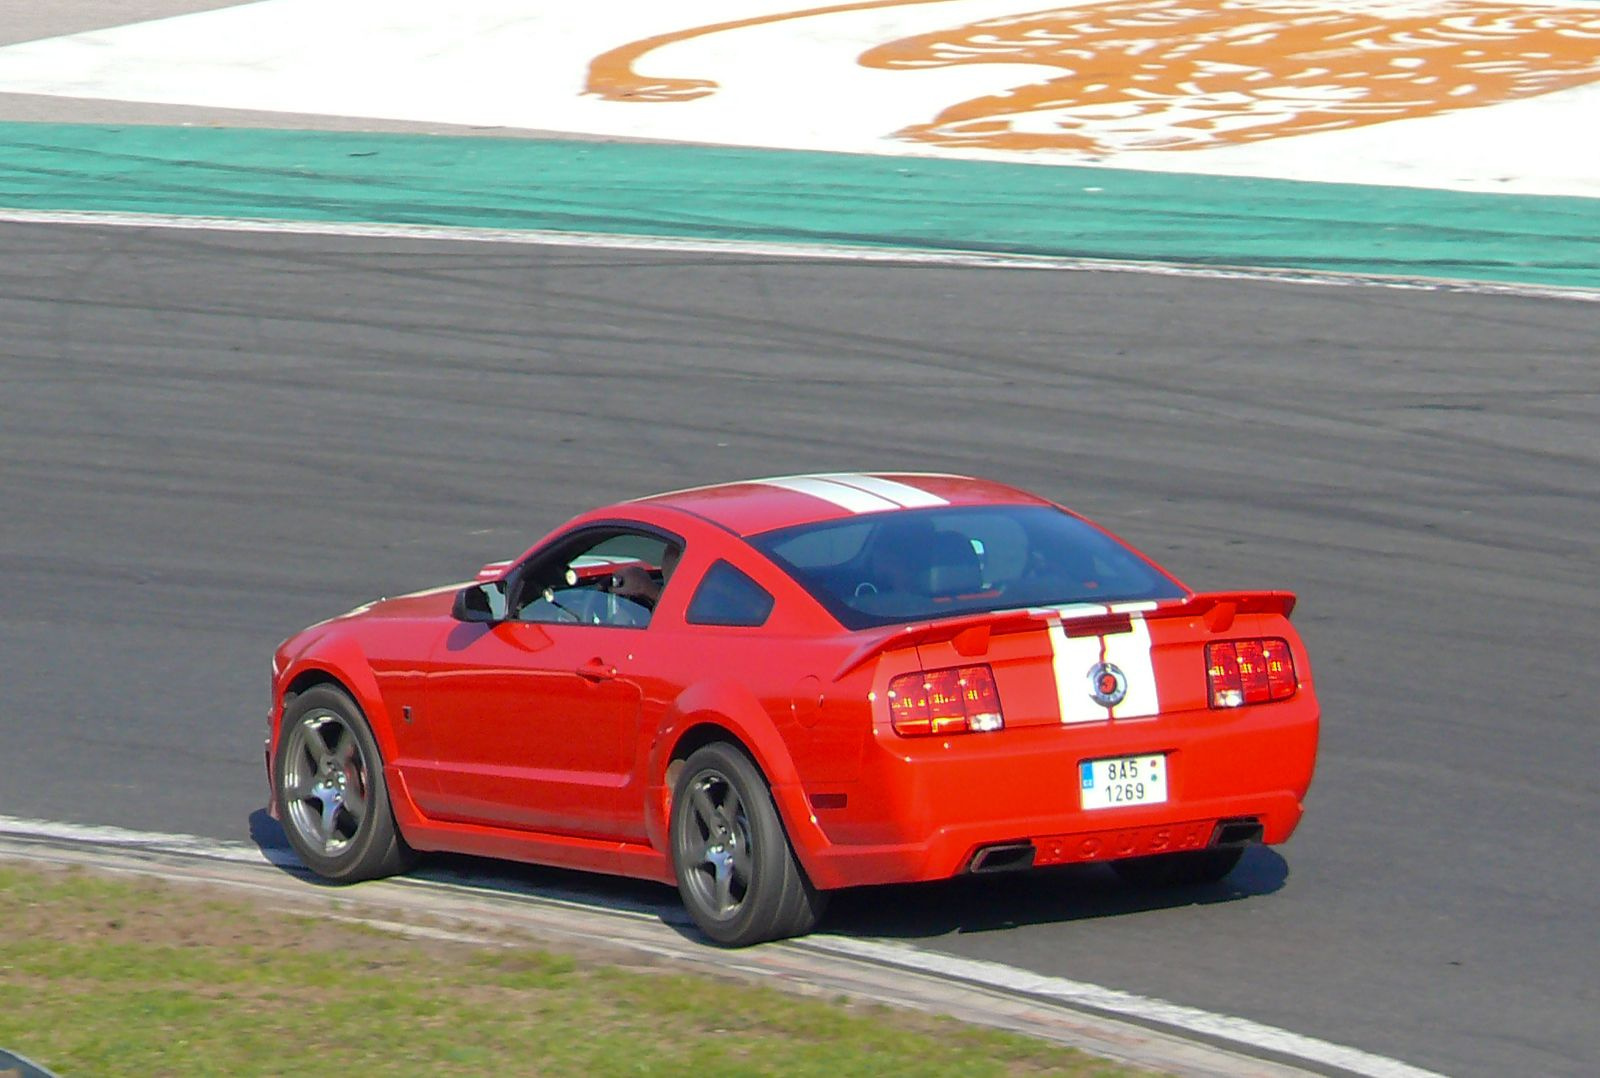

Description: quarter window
[686,561,775,627]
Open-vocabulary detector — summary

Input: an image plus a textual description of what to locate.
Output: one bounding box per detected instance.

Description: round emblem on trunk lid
[1087,662,1127,708]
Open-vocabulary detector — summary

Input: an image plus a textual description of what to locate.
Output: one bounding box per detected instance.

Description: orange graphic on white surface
[587,0,950,102]
[586,0,1600,153]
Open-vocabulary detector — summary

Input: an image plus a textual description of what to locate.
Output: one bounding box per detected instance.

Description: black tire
[1110,846,1244,887]
[275,685,415,882]
[670,742,828,946]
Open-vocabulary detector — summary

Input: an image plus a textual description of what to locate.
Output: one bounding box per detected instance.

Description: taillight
[888,665,1004,736]
[1206,639,1296,708]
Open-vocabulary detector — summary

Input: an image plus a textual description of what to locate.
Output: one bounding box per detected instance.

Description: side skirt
[386,768,675,886]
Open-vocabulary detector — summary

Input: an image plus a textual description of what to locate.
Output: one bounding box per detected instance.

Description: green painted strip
[1,121,1596,289]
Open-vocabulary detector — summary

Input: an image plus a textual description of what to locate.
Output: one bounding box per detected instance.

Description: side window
[512,528,681,629]
[686,560,775,628]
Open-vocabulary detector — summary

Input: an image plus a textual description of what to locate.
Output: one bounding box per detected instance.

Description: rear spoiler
[832,590,1297,681]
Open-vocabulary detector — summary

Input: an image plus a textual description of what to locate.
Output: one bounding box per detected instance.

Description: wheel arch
[272,666,418,884]
[647,681,833,885]
[281,667,354,707]
[273,643,393,763]
[653,680,801,794]
[666,718,760,778]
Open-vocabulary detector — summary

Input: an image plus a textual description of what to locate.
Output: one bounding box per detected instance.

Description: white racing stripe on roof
[758,476,901,514]
[816,473,950,509]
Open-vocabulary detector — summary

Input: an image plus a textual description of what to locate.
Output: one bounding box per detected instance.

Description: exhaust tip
[1212,818,1265,847]
[969,842,1036,874]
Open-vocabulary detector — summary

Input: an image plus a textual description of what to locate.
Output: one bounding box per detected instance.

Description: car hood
[273,581,467,678]
[346,581,466,621]
[286,580,464,642]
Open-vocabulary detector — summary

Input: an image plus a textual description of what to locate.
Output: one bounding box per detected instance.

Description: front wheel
[1110,846,1244,887]
[275,685,415,882]
[670,743,827,946]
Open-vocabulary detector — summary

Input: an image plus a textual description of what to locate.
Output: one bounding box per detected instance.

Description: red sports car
[267,473,1319,945]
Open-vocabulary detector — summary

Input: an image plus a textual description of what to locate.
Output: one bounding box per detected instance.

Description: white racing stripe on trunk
[1041,605,1112,724]
[1043,605,1159,722]
[1050,624,1108,724]
[815,473,949,509]
[1104,614,1160,720]
[757,475,900,514]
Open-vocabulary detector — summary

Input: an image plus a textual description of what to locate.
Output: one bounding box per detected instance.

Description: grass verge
[0,861,1144,1077]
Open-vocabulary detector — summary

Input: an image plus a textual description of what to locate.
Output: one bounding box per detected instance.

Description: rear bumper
[794,793,1302,889]
[785,699,1318,890]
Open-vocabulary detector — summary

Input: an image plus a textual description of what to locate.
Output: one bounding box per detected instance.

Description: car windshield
[751,505,1186,630]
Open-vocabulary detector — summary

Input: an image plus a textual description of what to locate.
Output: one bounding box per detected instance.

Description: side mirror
[452,581,507,623]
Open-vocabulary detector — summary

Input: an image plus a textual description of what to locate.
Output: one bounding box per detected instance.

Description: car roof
[629,472,1052,537]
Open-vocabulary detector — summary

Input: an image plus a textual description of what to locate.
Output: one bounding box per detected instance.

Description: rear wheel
[275,685,415,882]
[670,743,827,946]
[1110,846,1244,887]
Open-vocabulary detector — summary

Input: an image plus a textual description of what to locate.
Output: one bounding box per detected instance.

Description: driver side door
[417,528,678,842]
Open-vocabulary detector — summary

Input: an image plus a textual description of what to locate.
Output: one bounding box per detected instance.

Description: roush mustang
[267,473,1319,945]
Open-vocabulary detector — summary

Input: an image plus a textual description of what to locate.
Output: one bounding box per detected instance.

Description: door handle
[576,658,617,682]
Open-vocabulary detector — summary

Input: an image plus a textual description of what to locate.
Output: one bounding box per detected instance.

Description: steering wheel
[589,574,649,627]
[608,594,651,627]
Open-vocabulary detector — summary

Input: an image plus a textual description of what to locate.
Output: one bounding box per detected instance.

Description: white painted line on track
[1,206,1595,303]
[801,935,1446,1078]
[0,813,296,868]
[0,813,1442,1078]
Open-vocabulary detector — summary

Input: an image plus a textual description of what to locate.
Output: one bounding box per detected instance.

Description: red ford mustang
[267,473,1319,945]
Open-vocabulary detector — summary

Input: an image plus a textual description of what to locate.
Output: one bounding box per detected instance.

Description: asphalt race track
[1,221,1597,1076]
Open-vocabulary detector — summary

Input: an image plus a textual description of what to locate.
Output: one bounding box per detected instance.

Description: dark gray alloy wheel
[670,742,827,946]
[275,685,414,882]
[1110,845,1244,887]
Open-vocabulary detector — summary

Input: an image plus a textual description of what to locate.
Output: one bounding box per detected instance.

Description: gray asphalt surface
[0,1,602,138]
[1,222,1597,1076]
[1,1,238,48]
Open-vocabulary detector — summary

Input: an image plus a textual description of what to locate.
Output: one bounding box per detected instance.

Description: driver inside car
[608,544,682,609]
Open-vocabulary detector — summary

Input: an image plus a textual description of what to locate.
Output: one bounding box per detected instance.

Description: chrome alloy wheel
[681,770,754,919]
[281,712,371,857]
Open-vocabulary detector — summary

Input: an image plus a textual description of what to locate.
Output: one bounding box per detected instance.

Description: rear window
[751,505,1184,630]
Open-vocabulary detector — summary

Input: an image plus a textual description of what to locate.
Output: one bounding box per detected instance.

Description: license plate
[1080,753,1168,810]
